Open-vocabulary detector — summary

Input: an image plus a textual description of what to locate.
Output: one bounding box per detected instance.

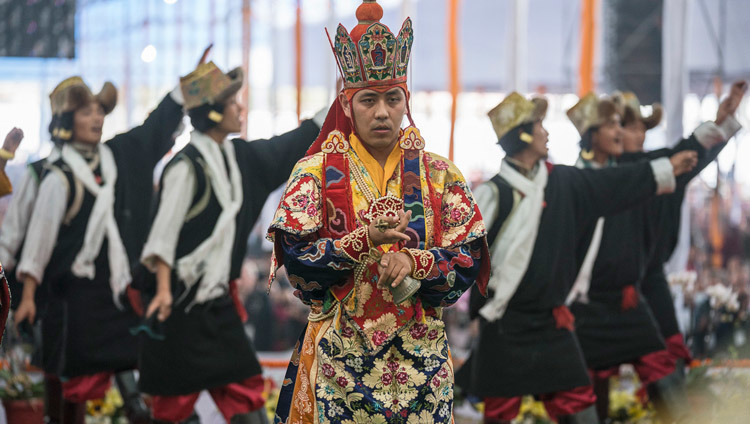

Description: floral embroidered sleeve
[405,157,490,308]
[405,239,485,308]
[279,227,370,305]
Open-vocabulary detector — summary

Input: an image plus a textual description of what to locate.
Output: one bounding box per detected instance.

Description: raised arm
[105,47,222,165]
[569,150,697,225]
[238,110,325,196]
[105,88,185,166]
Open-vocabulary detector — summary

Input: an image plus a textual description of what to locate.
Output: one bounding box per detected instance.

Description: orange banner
[448,0,460,161]
[709,189,723,268]
[295,0,303,123]
[578,0,597,97]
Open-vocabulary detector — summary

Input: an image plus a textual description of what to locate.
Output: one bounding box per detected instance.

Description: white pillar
[663,0,692,274]
[662,0,691,143]
[508,0,528,92]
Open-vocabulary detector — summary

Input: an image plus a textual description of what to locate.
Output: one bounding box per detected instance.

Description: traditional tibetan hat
[179,61,244,111]
[487,92,548,156]
[567,92,622,137]
[49,76,117,115]
[48,76,118,142]
[613,91,663,130]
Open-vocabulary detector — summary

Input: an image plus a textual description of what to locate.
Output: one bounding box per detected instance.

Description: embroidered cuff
[649,157,676,195]
[339,226,372,263]
[401,248,436,280]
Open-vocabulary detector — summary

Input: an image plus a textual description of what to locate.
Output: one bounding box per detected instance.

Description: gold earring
[519,132,533,143]
[581,149,594,160]
[208,110,224,123]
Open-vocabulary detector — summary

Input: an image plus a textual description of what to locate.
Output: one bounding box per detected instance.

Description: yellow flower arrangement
[608,375,655,424]
[85,386,126,424]
[263,376,280,423]
[516,396,550,422]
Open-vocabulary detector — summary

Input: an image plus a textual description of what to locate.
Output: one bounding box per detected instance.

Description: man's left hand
[377,252,413,289]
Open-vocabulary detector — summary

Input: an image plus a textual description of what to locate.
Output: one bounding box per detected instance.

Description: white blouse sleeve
[140,160,196,271]
[473,181,500,230]
[16,172,67,283]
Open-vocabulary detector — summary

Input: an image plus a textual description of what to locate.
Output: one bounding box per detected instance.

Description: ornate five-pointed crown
[327,0,414,90]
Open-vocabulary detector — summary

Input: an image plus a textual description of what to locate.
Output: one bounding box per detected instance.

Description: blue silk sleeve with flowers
[280,230,484,308]
[279,232,356,305]
[417,239,485,308]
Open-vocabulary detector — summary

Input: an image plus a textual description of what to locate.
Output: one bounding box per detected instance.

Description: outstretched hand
[2,127,23,155]
[716,80,747,125]
[197,44,214,66]
[368,210,412,247]
[670,150,698,176]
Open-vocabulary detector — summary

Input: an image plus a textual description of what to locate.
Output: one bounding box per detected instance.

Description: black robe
[640,142,724,341]
[571,135,722,370]
[457,160,662,398]
[36,93,184,378]
[138,119,320,396]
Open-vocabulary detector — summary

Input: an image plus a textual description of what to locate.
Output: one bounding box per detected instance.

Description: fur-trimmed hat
[613,91,663,130]
[49,76,118,116]
[567,92,622,136]
[179,61,244,111]
[48,76,117,142]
